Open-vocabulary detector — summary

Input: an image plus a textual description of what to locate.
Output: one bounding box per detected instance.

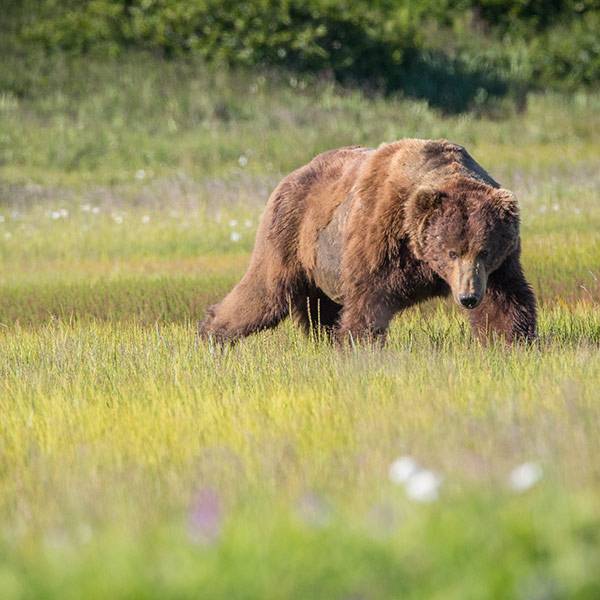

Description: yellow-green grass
[1,55,600,597]
[1,196,599,597]
[1,309,600,598]
[0,188,598,326]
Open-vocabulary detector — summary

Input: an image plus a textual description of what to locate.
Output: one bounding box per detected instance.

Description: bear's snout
[449,257,487,310]
[458,293,481,309]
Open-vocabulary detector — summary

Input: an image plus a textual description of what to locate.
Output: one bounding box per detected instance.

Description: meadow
[1,57,600,598]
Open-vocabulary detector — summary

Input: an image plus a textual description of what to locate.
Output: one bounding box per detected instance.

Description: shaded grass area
[0,263,599,328]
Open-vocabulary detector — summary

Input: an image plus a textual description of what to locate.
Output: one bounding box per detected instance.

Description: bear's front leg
[468,252,537,344]
[336,290,396,346]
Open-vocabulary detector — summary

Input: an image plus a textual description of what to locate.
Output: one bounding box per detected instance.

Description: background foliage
[3,0,600,112]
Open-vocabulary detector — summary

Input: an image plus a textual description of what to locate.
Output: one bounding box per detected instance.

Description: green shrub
[531,11,600,89]
[3,1,599,113]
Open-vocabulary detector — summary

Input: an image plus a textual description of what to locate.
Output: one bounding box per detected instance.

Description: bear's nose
[459,294,479,309]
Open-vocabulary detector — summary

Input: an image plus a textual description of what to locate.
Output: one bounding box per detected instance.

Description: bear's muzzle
[450,257,487,310]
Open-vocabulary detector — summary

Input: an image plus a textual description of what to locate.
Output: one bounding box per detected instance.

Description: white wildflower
[135,169,146,180]
[389,456,442,503]
[405,470,442,503]
[228,219,238,227]
[59,208,69,218]
[141,215,150,224]
[238,155,248,167]
[0,215,5,223]
[508,462,543,492]
[244,219,253,228]
[50,211,61,220]
[230,231,241,243]
[91,206,100,215]
[81,203,91,212]
[389,456,419,485]
[113,214,123,224]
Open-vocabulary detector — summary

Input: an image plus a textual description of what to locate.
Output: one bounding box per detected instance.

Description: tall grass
[1,55,599,185]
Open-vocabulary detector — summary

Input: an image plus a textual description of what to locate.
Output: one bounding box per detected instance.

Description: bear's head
[406,182,520,309]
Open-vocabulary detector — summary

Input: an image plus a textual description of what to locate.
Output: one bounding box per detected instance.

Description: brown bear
[199,139,537,344]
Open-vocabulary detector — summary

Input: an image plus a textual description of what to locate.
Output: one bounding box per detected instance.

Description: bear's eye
[480,250,488,260]
[448,250,458,259]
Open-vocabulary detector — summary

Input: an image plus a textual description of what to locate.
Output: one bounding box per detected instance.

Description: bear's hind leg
[198,265,297,343]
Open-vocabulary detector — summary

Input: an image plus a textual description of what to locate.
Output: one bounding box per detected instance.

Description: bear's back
[390,138,500,189]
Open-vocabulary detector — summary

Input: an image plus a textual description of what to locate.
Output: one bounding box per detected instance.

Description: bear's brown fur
[199,139,537,344]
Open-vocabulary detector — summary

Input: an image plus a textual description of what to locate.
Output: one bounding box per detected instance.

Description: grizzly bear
[199,139,537,344]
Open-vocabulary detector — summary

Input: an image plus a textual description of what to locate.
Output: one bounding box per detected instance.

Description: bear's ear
[409,188,447,221]
[406,187,447,258]
[493,188,519,218]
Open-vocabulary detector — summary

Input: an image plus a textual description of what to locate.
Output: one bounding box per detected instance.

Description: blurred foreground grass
[0,56,599,597]
[1,313,600,598]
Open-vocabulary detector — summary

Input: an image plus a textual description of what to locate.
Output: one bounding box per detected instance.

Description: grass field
[1,57,600,598]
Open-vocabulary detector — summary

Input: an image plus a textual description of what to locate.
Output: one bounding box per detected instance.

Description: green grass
[1,55,599,185]
[1,55,600,598]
